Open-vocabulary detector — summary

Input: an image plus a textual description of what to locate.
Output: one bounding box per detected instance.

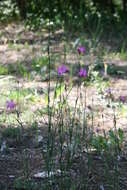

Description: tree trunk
[123,0,126,12]
[17,0,27,19]
[108,0,115,13]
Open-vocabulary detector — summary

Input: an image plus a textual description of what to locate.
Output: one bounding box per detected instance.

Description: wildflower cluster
[57,46,87,79]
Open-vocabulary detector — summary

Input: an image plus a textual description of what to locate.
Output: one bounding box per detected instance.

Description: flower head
[96,128,99,133]
[57,65,68,76]
[79,68,87,78]
[6,100,16,110]
[105,88,112,94]
[120,96,126,103]
[77,46,86,55]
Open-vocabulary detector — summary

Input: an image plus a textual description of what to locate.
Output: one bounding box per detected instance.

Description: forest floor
[0,22,127,189]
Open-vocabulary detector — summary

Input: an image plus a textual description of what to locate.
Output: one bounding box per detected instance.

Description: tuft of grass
[119,51,127,61]
[2,127,21,139]
[0,65,8,75]
[7,62,30,78]
[14,178,39,190]
[8,88,38,103]
[32,56,49,72]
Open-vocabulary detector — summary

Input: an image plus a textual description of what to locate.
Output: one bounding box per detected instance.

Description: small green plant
[91,128,124,155]
[2,127,21,139]
[31,121,38,131]
[14,178,38,190]
[32,56,49,73]
[8,43,16,50]
[7,62,29,78]
[90,71,110,94]
[91,128,124,189]
[8,89,37,103]
[119,40,127,61]
[0,65,8,75]
[16,62,29,78]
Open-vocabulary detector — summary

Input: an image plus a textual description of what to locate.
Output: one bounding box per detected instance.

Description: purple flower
[105,88,112,94]
[57,65,68,76]
[77,46,86,55]
[79,68,87,78]
[120,96,126,103]
[96,128,99,133]
[6,100,16,110]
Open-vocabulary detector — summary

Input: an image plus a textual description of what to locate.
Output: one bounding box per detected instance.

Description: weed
[2,127,21,139]
[14,178,39,190]
[0,65,8,75]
